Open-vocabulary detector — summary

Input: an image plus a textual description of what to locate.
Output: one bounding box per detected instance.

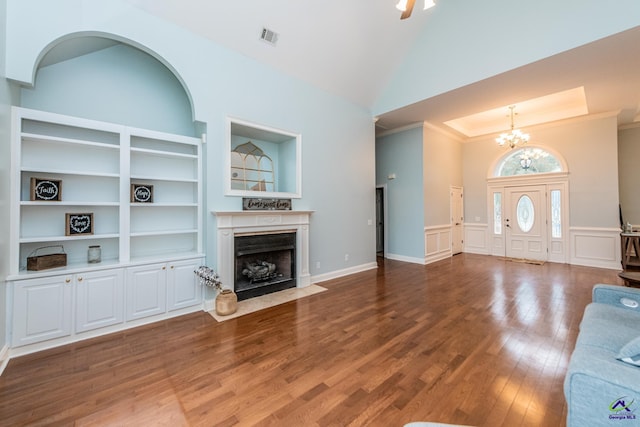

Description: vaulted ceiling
[121,0,640,139]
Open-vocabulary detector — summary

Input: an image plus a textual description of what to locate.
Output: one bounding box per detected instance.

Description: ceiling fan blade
[400,0,416,19]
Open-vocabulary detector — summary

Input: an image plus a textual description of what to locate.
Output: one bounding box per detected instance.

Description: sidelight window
[493,192,502,234]
[551,190,561,238]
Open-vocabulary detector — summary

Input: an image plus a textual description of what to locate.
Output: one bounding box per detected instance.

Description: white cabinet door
[126,263,167,321]
[75,269,124,333]
[12,275,72,347]
[167,258,203,311]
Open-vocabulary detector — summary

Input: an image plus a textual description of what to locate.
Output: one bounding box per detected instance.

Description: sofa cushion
[617,336,640,367]
[575,303,640,351]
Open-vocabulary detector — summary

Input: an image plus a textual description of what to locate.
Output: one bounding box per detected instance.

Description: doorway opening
[376,186,387,258]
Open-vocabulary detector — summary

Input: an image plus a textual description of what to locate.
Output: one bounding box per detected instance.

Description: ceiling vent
[260,27,279,45]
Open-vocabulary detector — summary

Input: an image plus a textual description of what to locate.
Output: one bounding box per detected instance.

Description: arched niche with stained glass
[496,147,563,177]
[226,118,301,198]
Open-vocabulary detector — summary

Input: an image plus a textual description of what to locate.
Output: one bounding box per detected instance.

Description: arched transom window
[496,147,563,176]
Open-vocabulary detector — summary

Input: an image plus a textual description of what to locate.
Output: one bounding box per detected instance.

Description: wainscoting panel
[464,223,490,255]
[570,227,621,270]
[424,225,452,264]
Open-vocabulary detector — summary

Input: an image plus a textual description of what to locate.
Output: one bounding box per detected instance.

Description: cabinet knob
[65,278,71,284]
[170,265,174,269]
[162,266,166,270]
[77,277,83,282]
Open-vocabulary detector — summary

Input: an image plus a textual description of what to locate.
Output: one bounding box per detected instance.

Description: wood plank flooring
[0,254,622,426]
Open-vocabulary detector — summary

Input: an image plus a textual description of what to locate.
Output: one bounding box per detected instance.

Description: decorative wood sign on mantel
[242,198,292,211]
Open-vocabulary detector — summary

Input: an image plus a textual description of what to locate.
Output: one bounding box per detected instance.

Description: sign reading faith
[243,198,292,211]
[31,177,62,201]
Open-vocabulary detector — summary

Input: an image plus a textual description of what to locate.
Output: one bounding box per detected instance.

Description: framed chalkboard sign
[65,213,94,236]
[30,177,62,201]
[131,184,154,203]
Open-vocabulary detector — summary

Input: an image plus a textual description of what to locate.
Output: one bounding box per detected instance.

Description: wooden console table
[621,232,640,270]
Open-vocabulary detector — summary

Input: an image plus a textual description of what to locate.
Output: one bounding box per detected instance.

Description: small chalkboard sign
[131,184,154,203]
[65,213,94,236]
[30,177,62,201]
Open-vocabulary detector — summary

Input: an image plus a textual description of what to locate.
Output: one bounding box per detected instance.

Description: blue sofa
[564,284,640,426]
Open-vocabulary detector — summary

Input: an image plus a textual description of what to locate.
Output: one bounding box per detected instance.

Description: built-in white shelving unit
[7,107,205,354]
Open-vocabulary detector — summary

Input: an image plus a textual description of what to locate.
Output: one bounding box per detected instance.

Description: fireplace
[213,210,312,306]
[234,232,296,300]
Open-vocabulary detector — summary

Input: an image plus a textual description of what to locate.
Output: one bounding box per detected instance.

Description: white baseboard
[385,253,425,265]
[311,262,378,284]
[425,251,451,264]
[0,344,9,377]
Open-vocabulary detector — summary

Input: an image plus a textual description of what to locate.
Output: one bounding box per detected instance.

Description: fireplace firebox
[234,232,296,300]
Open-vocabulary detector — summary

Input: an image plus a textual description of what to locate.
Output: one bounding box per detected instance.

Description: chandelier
[496,105,530,149]
[518,148,549,170]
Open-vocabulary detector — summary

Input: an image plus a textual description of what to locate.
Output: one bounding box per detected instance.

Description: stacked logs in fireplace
[234,232,296,301]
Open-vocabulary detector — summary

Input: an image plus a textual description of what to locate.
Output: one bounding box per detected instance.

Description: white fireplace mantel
[212,210,313,291]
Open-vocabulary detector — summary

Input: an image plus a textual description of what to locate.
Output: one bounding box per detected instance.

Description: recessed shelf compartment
[22,139,120,176]
[21,133,120,150]
[20,205,119,239]
[130,134,198,156]
[19,237,120,271]
[20,173,120,203]
[131,205,196,234]
[130,152,197,181]
[130,234,199,260]
[129,180,197,205]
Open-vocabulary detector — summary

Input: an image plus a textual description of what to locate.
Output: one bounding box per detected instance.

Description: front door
[505,185,547,261]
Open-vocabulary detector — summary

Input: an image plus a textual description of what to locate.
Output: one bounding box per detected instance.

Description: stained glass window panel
[497,148,562,176]
[494,192,502,235]
[551,190,561,238]
[516,195,535,233]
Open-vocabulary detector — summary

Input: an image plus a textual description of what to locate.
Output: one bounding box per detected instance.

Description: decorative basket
[27,245,67,271]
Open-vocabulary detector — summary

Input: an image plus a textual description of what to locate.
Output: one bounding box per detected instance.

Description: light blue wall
[278,139,297,194]
[376,126,425,260]
[374,0,640,116]
[4,0,377,280]
[21,44,195,136]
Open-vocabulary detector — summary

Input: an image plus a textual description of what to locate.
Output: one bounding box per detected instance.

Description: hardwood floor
[0,254,622,426]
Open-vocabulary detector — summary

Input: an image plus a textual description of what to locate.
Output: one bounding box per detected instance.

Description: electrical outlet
[316,261,320,269]
[344,253,349,261]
